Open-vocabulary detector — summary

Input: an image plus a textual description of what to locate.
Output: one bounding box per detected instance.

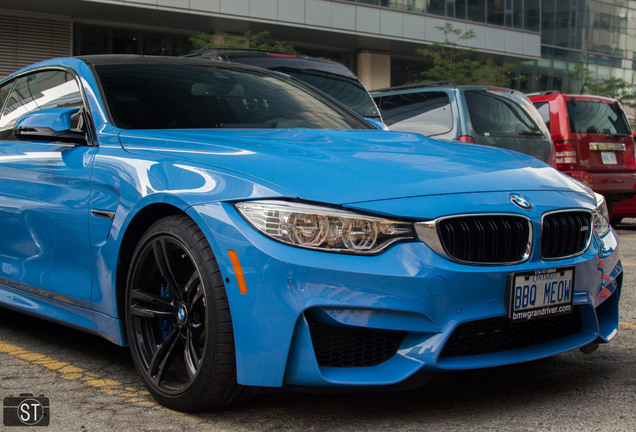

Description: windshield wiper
[518,130,544,137]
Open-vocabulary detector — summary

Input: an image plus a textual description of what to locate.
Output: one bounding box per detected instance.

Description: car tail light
[457,135,476,143]
[626,140,636,170]
[554,140,578,170]
[266,52,297,58]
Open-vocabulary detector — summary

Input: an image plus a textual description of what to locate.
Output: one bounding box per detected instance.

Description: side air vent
[306,314,406,367]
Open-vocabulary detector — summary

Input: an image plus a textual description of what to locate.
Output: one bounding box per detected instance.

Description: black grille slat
[306,314,406,367]
[542,211,591,259]
[440,309,582,358]
[438,215,529,263]
[496,219,508,261]
[474,219,484,261]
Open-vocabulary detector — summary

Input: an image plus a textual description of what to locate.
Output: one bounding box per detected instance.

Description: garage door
[0,12,71,78]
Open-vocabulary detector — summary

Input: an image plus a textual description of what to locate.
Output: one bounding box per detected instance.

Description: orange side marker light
[228,249,248,294]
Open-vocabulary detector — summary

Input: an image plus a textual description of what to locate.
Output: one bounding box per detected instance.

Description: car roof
[78,54,244,68]
[185,49,358,78]
[73,54,293,80]
[371,83,519,97]
[1,55,277,85]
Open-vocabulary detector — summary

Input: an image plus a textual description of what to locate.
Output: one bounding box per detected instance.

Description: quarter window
[0,82,13,118]
[533,101,551,131]
[464,90,542,137]
[375,91,453,137]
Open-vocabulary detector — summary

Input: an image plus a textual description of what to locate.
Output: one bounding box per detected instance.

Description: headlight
[235,200,415,254]
[592,193,610,236]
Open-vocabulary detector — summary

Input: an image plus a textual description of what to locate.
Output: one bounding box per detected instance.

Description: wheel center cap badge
[177,305,187,324]
[510,194,533,210]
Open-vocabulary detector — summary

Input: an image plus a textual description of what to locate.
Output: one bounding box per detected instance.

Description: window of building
[524,0,540,32]
[467,0,486,22]
[487,0,504,26]
[73,24,192,56]
[455,0,467,19]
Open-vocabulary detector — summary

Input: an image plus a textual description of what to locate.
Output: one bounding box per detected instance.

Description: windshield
[464,89,548,138]
[566,100,630,135]
[93,62,371,130]
[274,68,381,120]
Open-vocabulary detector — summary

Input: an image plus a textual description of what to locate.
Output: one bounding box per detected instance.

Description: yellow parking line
[1,319,635,416]
[0,340,157,406]
[0,340,206,424]
[622,263,636,266]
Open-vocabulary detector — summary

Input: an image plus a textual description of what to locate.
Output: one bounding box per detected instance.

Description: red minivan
[530,92,636,211]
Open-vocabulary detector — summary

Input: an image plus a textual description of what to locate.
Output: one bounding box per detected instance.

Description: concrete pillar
[356,50,391,91]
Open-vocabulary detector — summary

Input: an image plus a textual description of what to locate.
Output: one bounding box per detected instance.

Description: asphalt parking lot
[0,223,635,432]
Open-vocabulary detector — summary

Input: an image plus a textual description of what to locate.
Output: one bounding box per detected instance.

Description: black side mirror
[13,108,87,145]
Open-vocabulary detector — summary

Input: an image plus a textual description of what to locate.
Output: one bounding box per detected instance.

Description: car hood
[118,129,589,205]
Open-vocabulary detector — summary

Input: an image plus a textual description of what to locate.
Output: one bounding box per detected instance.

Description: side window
[0,81,13,116]
[0,70,84,140]
[533,101,551,131]
[375,91,453,136]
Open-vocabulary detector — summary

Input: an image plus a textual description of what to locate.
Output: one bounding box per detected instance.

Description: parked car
[185,48,382,121]
[0,56,621,412]
[608,132,636,224]
[610,196,636,224]
[529,92,636,209]
[371,82,555,166]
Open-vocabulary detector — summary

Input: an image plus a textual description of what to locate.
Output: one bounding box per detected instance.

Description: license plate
[601,151,617,164]
[507,267,574,321]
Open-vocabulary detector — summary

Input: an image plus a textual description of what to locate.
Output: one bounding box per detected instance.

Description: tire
[610,218,622,227]
[125,215,247,411]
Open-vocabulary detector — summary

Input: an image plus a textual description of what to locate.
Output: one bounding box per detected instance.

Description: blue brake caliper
[157,284,173,340]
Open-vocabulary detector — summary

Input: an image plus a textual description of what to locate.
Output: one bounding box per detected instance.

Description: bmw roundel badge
[177,306,186,323]
[510,194,533,210]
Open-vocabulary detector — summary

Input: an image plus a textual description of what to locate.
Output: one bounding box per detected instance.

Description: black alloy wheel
[125,215,246,411]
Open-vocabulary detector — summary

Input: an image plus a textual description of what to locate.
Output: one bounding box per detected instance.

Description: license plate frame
[601,151,617,165]
[507,267,574,322]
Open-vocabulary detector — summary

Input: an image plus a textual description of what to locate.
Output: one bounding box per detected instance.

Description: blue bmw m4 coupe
[0,56,622,411]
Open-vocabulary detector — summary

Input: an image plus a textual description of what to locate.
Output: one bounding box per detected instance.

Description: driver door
[0,69,96,308]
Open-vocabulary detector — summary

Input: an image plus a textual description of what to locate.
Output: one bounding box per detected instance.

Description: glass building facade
[70,1,634,105]
[344,0,635,96]
[531,0,634,94]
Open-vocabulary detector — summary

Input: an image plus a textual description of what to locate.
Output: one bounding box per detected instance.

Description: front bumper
[190,200,622,389]
[566,170,636,199]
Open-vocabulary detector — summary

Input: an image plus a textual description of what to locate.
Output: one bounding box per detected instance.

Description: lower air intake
[306,314,406,367]
[440,308,582,358]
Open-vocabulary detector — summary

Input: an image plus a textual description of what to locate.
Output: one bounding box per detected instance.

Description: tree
[587,77,635,109]
[565,63,591,94]
[189,30,296,54]
[566,63,635,108]
[416,23,513,87]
